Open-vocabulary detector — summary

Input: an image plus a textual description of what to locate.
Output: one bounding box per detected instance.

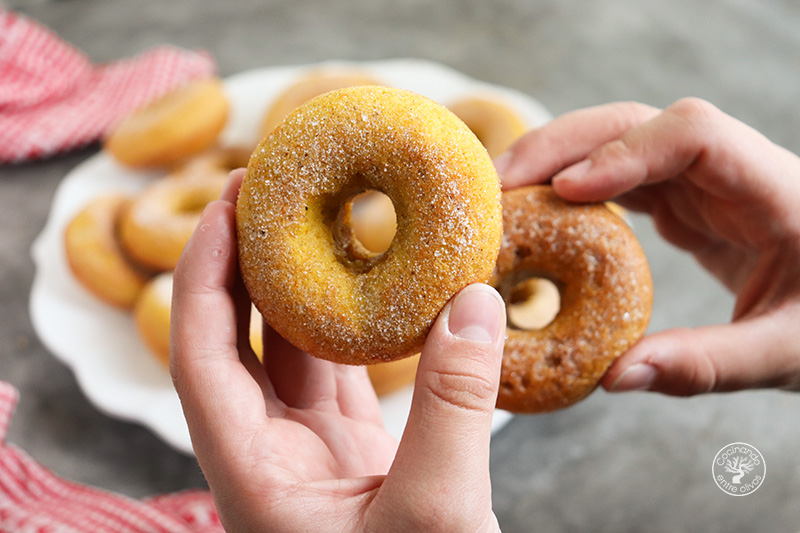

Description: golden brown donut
[175,145,253,178]
[259,69,380,139]
[491,186,652,413]
[119,171,226,271]
[132,271,173,366]
[104,77,229,169]
[64,195,152,309]
[238,86,502,365]
[447,95,527,158]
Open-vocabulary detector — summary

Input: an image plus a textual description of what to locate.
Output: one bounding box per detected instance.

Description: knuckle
[424,367,497,413]
[597,137,636,161]
[654,328,719,396]
[666,97,720,125]
[608,100,661,128]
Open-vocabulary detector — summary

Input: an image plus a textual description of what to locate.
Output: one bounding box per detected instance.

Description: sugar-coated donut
[105,77,229,169]
[259,69,380,139]
[120,171,226,271]
[492,186,652,413]
[133,272,173,366]
[448,96,527,158]
[238,86,503,365]
[64,195,152,309]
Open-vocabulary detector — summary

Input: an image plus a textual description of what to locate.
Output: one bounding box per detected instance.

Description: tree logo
[712,442,765,496]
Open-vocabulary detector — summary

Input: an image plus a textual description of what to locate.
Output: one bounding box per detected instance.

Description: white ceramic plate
[30,59,551,455]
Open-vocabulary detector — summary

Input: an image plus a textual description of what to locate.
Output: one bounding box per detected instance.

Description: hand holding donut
[170,170,506,532]
[497,98,800,396]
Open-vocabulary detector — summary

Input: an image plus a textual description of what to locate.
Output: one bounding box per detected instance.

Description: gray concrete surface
[2,0,800,531]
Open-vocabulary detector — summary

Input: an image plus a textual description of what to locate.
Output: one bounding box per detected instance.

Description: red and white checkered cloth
[0,9,217,164]
[0,381,223,532]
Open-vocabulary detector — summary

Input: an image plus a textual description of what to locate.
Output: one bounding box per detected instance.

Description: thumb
[602,310,800,395]
[376,283,505,528]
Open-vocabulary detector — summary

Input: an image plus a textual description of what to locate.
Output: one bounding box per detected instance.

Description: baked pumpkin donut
[105,77,229,169]
[119,171,226,271]
[238,86,502,364]
[447,96,527,158]
[64,195,151,309]
[259,69,380,139]
[133,271,173,366]
[492,186,652,413]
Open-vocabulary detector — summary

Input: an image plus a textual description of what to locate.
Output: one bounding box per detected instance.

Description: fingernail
[493,152,512,176]
[448,284,505,344]
[553,159,592,184]
[609,363,657,392]
[221,171,242,203]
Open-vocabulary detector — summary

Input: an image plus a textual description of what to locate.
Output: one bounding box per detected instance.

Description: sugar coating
[491,186,653,413]
[237,86,502,364]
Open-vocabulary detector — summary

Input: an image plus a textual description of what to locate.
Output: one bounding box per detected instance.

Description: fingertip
[605,362,658,392]
[495,150,527,191]
[173,199,238,304]
[601,328,720,397]
[220,168,246,204]
[493,151,512,177]
[551,159,595,200]
[446,283,506,346]
[410,283,506,417]
[494,131,557,191]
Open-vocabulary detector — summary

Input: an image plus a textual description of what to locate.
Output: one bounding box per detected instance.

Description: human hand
[496,98,800,396]
[170,169,506,532]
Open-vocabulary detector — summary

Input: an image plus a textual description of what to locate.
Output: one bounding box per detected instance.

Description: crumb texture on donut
[493,186,652,413]
[238,86,502,364]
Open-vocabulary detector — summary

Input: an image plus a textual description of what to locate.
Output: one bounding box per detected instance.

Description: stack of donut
[65,66,654,411]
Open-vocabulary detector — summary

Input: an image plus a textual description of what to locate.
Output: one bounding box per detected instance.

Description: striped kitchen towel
[0,9,216,164]
[0,381,223,532]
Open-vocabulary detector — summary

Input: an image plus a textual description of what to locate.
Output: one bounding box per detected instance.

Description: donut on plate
[447,95,527,158]
[119,170,226,271]
[259,68,380,139]
[492,186,652,413]
[238,85,502,365]
[133,271,173,367]
[64,194,151,309]
[105,77,229,169]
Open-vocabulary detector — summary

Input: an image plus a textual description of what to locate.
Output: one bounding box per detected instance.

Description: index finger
[498,101,660,190]
[170,171,270,458]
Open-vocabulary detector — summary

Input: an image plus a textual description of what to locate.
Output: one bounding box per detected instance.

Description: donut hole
[333,190,397,272]
[505,276,561,331]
